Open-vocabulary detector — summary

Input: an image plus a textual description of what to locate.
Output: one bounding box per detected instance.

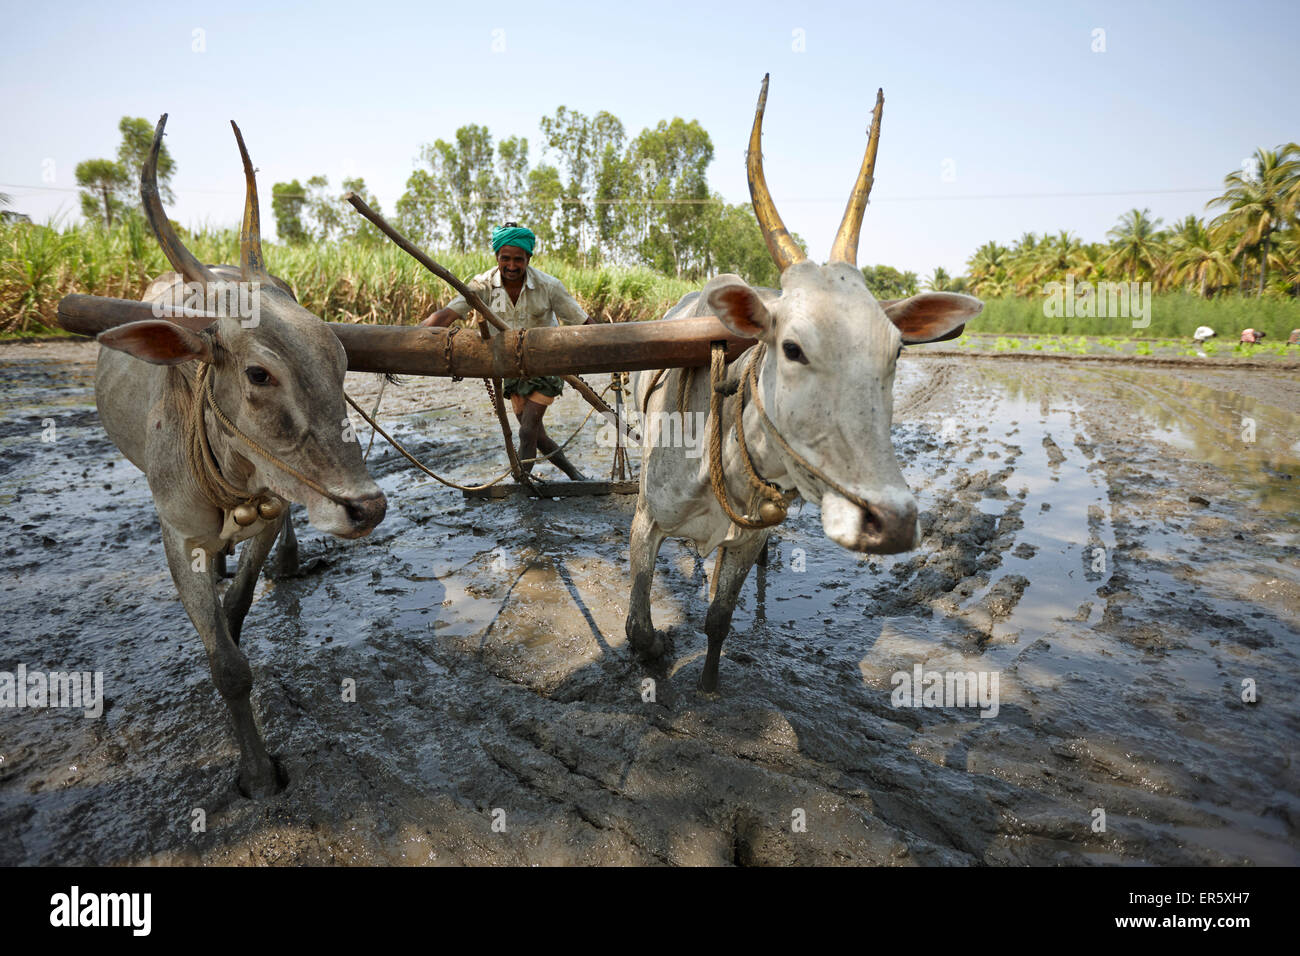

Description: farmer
[421,223,594,480]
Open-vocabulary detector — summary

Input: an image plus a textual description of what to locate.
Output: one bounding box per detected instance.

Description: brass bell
[232,502,259,526]
[257,497,283,521]
[757,498,787,526]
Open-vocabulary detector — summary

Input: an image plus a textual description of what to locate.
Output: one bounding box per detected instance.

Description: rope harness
[707,342,797,529]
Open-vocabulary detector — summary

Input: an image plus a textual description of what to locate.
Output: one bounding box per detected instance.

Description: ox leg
[223,517,282,645]
[700,532,768,692]
[625,499,667,660]
[160,524,280,798]
[267,510,299,580]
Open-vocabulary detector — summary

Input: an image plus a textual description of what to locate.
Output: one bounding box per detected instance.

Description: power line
[0,182,1227,203]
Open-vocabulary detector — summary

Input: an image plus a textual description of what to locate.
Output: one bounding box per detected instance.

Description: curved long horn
[828,88,884,265]
[747,74,806,272]
[141,115,217,287]
[230,121,269,282]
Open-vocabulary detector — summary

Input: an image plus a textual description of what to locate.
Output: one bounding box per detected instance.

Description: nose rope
[193,362,353,508]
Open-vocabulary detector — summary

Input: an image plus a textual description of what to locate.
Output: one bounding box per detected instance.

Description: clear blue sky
[2,0,1295,277]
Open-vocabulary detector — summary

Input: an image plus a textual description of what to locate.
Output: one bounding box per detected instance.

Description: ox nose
[822,490,918,554]
[344,491,387,532]
[858,498,918,554]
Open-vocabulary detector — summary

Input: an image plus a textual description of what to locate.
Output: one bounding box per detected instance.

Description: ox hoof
[698,670,720,693]
[237,757,286,799]
[625,614,666,661]
[627,629,665,662]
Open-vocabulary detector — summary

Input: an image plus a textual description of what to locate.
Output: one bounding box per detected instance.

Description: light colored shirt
[445,265,587,334]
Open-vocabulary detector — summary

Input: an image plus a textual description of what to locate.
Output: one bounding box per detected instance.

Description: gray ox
[94,117,386,796]
[627,77,982,690]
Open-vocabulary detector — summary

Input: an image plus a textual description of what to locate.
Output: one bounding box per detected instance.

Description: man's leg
[512,393,586,480]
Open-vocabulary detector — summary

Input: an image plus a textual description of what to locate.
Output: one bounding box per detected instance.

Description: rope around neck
[185,363,250,511]
[707,342,797,529]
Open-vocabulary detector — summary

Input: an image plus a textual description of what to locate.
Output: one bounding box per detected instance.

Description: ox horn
[230,121,270,283]
[747,74,806,273]
[142,115,218,287]
[828,88,884,266]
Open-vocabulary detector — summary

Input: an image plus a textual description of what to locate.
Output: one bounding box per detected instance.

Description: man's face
[497,245,529,282]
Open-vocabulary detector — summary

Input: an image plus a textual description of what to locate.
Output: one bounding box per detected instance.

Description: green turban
[492,225,536,255]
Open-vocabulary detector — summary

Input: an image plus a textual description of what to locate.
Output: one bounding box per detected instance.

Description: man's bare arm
[420,307,462,328]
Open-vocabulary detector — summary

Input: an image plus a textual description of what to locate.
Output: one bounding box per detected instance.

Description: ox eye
[781,341,808,364]
[245,366,276,387]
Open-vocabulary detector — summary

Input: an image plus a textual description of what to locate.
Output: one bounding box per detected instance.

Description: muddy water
[1,341,1296,865]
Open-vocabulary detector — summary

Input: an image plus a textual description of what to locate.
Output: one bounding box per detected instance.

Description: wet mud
[1,340,1297,865]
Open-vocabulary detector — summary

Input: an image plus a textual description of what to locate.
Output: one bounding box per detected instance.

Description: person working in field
[421,223,593,481]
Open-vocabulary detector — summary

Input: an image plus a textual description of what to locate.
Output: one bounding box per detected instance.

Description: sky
[1,0,1296,278]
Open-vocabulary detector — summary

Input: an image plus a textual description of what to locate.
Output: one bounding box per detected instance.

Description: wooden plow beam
[56,196,749,500]
[55,294,751,379]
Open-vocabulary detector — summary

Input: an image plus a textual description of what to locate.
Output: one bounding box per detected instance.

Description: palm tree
[1075,242,1110,282]
[1207,144,1300,295]
[1168,219,1238,297]
[925,266,953,292]
[966,241,1007,295]
[1027,231,1087,284]
[1275,231,1300,292]
[1106,208,1165,281]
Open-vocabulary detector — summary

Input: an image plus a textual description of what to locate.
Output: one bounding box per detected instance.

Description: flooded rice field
[1,340,1297,865]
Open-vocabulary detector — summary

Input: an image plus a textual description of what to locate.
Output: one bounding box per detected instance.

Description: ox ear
[706,279,773,341]
[884,292,982,344]
[98,321,213,366]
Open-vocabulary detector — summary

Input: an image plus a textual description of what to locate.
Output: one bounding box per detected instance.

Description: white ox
[94,117,386,796]
[626,77,983,690]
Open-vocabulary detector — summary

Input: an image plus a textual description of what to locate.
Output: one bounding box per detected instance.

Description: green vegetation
[969,292,1300,339]
[0,220,699,334]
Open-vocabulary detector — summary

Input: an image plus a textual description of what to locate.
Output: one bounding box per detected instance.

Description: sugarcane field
[1,0,1297,921]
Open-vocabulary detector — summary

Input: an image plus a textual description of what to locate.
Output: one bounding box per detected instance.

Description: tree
[116,117,175,204]
[1207,144,1300,295]
[861,265,919,299]
[704,201,781,287]
[966,241,1006,291]
[271,179,308,244]
[628,118,715,277]
[396,168,442,248]
[924,266,953,292]
[538,107,626,262]
[1027,231,1087,285]
[76,158,128,228]
[525,164,564,251]
[1106,208,1164,281]
[497,135,530,220]
[304,175,343,241]
[75,116,177,228]
[1168,215,1238,297]
[339,177,383,243]
[400,126,498,253]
